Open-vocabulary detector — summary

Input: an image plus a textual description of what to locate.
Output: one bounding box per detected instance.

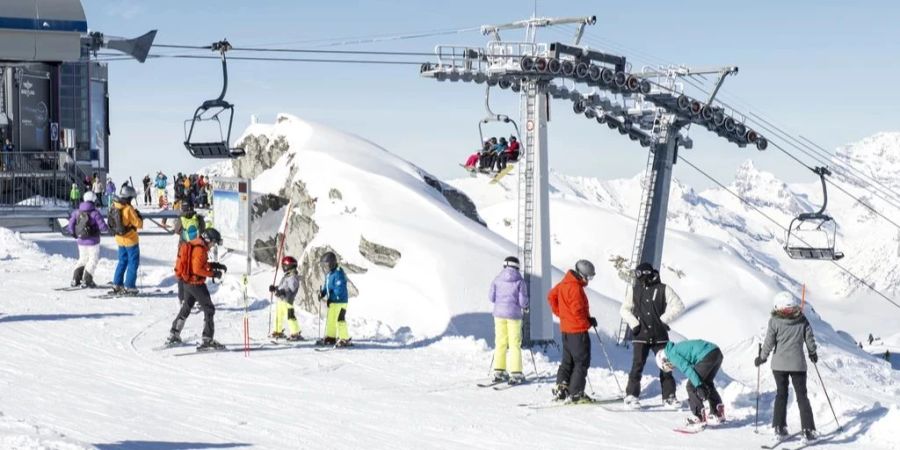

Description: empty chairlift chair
[784,167,844,261]
[183,40,245,159]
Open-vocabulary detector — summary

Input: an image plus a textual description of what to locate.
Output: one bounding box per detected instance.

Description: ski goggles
[634,268,654,277]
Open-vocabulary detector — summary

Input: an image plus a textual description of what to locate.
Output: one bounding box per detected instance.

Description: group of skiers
[487,257,822,444]
[142,172,214,209]
[69,173,116,210]
[464,136,520,173]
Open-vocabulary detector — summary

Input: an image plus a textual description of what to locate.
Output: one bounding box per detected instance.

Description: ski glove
[588,316,598,328]
[210,262,227,272]
[631,325,641,336]
[808,352,818,364]
[211,270,223,279]
[754,356,766,367]
[696,385,710,401]
[268,285,278,293]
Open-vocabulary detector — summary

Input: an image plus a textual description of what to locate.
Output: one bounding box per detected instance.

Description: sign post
[211,177,252,355]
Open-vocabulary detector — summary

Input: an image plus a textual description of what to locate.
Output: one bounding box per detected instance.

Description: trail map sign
[211,177,251,253]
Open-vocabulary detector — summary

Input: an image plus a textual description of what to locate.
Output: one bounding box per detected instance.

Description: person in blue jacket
[656,339,725,426]
[317,251,350,347]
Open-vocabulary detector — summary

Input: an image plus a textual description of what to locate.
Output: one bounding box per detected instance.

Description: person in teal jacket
[317,251,350,347]
[656,339,725,425]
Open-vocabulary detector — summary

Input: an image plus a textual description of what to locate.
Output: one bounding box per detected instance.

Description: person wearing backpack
[65,191,110,288]
[172,202,206,304]
[166,228,228,350]
[69,183,81,210]
[108,185,144,295]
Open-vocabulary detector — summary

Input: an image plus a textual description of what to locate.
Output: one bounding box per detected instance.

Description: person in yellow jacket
[109,185,144,295]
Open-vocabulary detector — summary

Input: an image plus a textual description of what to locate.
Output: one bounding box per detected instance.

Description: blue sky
[82,0,899,190]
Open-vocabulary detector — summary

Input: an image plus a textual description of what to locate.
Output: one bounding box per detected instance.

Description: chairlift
[784,167,844,261]
[183,40,245,159]
[477,86,521,146]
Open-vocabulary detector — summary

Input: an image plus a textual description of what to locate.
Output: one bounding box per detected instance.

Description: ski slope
[0,118,897,449]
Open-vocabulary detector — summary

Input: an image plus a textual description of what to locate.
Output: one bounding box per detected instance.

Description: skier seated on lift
[491,137,509,171]
[464,143,485,171]
[505,136,520,161]
[479,138,498,172]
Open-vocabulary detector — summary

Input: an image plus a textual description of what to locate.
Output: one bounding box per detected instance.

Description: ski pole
[593,326,625,396]
[812,361,843,432]
[528,346,540,378]
[755,343,761,434]
[267,202,294,336]
[487,353,495,377]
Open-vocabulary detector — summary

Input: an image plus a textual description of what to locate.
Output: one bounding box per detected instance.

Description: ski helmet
[655,349,674,373]
[503,256,520,270]
[575,259,596,281]
[201,228,222,245]
[320,251,338,272]
[181,202,195,215]
[118,185,137,200]
[281,256,298,272]
[82,191,96,203]
[773,291,799,311]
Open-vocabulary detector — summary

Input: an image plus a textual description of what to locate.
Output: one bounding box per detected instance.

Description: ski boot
[164,333,182,347]
[684,413,707,430]
[197,338,226,352]
[81,272,97,289]
[71,267,84,287]
[569,393,593,404]
[286,333,305,342]
[335,338,353,348]
[508,372,525,385]
[707,403,726,424]
[121,288,140,297]
[492,370,509,384]
[801,429,818,444]
[315,337,337,347]
[108,285,125,295]
[773,426,789,441]
[623,395,641,410]
[270,331,286,340]
[662,395,681,410]
[551,383,569,401]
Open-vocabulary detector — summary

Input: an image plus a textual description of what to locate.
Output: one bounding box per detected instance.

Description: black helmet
[503,256,520,269]
[575,259,595,281]
[634,262,658,281]
[181,202,195,215]
[499,137,507,144]
[201,228,222,245]
[320,251,338,272]
[118,185,137,200]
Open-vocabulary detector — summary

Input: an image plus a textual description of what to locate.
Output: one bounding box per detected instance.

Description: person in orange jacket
[548,259,597,403]
[165,228,228,350]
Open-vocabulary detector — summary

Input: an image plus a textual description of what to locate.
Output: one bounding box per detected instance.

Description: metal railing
[0,151,80,209]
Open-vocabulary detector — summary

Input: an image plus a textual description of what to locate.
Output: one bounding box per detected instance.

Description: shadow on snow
[94,441,251,450]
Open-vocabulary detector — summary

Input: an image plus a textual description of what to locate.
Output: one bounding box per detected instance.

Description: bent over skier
[548,260,597,403]
[656,339,725,426]
[754,291,819,444]
[270,256,303,341]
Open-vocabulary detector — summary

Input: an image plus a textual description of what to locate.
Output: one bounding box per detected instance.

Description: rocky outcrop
[422,173,486,226]
[233,134,291,180]
[358,235,401,268]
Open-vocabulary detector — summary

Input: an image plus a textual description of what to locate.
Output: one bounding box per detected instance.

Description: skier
[548,260,597,403]
[488,256,529,385]
[317,251,351,347]
[172,203,206,303]
[754,291,819,443]
[109,186,144,295]
[656,339,725,426]
[491,137,509,171]
[886,350,891,361]
[269,256,304,341]
[68,183,81,210]
[620,262,685,409]
[166,228,228,350]
[142,174,152,206]
[65,191,110,288]
[868,333,874,346]
[91,175,104,207]
[155,172,168,205]
[506,136,520,160]
[104,179,116,210]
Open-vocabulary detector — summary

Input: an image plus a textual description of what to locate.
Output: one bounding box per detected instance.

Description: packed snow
[0,117,897,449]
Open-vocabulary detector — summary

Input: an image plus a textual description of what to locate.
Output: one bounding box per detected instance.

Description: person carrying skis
[269,256,304,341]
[548,260,597,403]
[656,339,725,426]
[109,185,144,295]
[620,262,684,409]
[166,228,228,350]
[489,256,529,385]
[66,191,110,288]
[317,251,351,347]
[754,291,819,443]
[69,183,81,209]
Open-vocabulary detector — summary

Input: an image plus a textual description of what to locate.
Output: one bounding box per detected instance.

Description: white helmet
[773,291,799,310]
[82,191,96,203]
[655,349,674,373]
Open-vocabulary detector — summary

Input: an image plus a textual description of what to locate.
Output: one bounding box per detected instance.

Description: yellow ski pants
[493,318,523,373]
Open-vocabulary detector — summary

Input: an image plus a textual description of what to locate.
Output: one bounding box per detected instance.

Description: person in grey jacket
[754,291,819,443]
[269,256,303,341]
[620,262,685,408]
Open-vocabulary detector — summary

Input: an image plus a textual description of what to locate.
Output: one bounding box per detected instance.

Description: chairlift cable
[679,155,900,312]
[97,53,427,65]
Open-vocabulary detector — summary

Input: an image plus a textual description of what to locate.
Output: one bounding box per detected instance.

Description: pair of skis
[89,290,175,300]
[517,396,624,410]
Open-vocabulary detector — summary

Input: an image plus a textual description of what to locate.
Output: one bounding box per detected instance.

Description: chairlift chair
[784,167,844,261]
[477,86,521,146]
[183,40,245,159]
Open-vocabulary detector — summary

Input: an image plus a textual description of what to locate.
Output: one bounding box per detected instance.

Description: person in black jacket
[619,262,685,409]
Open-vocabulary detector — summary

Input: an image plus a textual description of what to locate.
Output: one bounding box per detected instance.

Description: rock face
[422,173,486,226]
[359,235,402,268]
[233,134,291,180]
[251,194,290,265]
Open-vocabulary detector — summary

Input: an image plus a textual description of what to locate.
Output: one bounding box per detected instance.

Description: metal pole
[812,361,843,432]
[638,127,680,267]
[593,326,624,397]
[755,343,761,433]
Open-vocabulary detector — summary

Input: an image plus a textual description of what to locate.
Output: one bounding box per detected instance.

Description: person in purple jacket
[489,256,530,385]
[66,192,110,288]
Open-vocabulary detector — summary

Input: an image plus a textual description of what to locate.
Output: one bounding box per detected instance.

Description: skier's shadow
[95,441,250,450]
[0,312,132,323]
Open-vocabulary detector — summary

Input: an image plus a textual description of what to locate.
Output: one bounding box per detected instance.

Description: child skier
[655,339,725,426]
[269,256,304,341]
[754,291,819,444]
[317,251,351,347]
[548,260,598,403]
[489,256,529,385]
[66,191,110,288]
[166,228,228,350]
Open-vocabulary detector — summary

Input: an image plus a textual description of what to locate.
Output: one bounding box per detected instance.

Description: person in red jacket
[548,259,598,403]
[165,228,228,351]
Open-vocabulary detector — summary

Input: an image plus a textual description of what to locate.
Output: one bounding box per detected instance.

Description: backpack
[75,211,98,239]
[174,242,194,282]
[107,207,130,236]
[180,215,200,241]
